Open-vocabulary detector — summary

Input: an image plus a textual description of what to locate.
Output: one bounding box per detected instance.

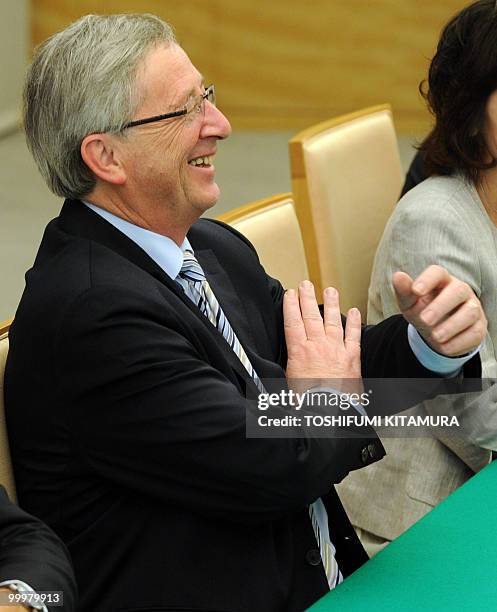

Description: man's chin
[193,186,221,214]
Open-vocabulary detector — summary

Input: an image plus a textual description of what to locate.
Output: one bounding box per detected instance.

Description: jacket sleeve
[0,487,76,611]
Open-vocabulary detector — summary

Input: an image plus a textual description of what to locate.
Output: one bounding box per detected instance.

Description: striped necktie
[176,249,342,590]
[176,250,265,394]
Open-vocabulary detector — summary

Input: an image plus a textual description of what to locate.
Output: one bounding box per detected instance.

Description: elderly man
[5,14,485,612]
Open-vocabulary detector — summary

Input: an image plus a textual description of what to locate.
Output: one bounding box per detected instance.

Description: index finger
[411,265,451,296]
[344,307,361,349]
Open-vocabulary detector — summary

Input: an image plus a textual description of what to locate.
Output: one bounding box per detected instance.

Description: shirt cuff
[0,580,48,612]
[407,323,480,376]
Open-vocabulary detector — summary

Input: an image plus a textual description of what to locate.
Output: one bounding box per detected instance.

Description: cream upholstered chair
[218,193,309,289]
[0,318,16,500]
[289,104,403,317]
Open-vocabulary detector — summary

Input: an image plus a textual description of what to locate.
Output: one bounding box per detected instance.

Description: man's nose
[201,101,232,140]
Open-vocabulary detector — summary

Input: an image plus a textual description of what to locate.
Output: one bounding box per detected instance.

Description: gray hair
[23,13,176,199]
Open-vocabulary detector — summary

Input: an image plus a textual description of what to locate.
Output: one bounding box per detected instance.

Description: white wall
[0,0,28,136]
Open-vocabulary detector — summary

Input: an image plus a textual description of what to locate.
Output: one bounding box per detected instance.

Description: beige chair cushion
[226,196,309,289]
[0,333,16,500]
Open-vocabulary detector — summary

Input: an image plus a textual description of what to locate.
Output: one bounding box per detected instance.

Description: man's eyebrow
[169,75,205,111]
[182,74,205,102]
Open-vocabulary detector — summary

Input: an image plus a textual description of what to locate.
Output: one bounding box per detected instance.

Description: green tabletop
[308,460,497,611]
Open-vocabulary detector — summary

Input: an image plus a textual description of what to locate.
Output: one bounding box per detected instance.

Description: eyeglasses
[123,84,216,130]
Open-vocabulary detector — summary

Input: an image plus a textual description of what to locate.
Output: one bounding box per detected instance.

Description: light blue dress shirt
[85,202,190,277]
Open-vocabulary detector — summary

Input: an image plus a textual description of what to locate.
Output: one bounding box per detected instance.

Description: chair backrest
[289,104,403,316]
[0,318,16,501]
[218,193,309,289]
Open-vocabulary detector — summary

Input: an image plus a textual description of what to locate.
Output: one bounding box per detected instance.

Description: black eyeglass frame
[122,84,216,130]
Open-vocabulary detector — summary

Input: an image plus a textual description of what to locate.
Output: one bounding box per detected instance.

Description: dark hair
[419,0,497,185]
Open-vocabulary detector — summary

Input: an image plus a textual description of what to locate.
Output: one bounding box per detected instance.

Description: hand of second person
[393,265,487,356]
[283,280,362,393]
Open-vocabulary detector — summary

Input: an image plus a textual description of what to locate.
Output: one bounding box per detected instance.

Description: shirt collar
[83,201,190,280]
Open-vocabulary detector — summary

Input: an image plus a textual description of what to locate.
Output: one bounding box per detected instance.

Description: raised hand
[283,280,361,392]
[393,265,487,356]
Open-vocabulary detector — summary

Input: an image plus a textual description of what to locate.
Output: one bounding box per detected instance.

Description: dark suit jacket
[0,486,76,611]
[4,200,479,612]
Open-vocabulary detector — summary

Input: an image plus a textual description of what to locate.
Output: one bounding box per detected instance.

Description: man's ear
[80,133,126,185]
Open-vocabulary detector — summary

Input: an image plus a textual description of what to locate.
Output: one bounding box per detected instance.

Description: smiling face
[117,43,231,237]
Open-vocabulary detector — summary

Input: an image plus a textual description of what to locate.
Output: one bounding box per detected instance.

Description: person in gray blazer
[337,0,497,556]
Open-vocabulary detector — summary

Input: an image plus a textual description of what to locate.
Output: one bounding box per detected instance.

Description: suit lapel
[194,247,284,389]
[183,247,270,391]
[59,199,181,292]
